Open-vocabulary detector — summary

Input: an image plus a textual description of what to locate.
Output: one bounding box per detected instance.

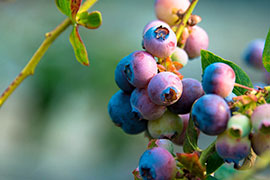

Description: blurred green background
[0,0,269,179]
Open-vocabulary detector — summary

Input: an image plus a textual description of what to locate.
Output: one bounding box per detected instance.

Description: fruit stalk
[175,0,199,43]
[0,0,97,107]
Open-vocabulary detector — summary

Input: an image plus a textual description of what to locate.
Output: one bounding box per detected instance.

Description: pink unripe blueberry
[202,62,236,98]
[184,26,209,59]
[143,20,170,36]
[148,72,183,106]
[155,0,190,26]
[130,88,166,121]
[124,51,157,88]
[143,25,177,58]
[251,104,270,134]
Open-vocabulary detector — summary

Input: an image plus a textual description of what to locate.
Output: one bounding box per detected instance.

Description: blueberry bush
[108,0,270,179]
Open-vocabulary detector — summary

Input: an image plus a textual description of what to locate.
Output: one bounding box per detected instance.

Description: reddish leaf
[132,167,143,180]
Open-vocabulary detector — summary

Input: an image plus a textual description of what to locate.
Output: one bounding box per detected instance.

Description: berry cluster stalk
[0,0,97,107]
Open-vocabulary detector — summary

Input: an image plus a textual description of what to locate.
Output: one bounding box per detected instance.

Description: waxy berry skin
[251,132,270,156]
[143,20,170,36]
[154,139,174,155]
[184,26,209,59]
[168,78,204,114]
[251,104,270,133]
[115,55,135,93]
[124,51,157,89]
[216,132,251,164]
[171,47,189,67]
[143,25,177,58]
[202,62,236,98]
[155,0,190,26]
[130,88,166,121]
[147,111,183,141]
[148,72,183,106]
[108,90,147,134]
[139,147,177,180]
[243,39,265,69]
[191,94,231,135]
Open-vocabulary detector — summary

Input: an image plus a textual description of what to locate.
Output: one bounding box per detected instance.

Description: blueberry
[108,90,147,134]
[168,78,204,114]
[139,147,177,180]
[115,55,135,93]
[224,92,237,103]
[143,25,177,58]
[216,131,251,165]
[154,139,174,154]
[155,0,190,26]
[251,104,270,134]
[191,94,230,135]
[147,110,183,141]
[171,47,189,68]
[227,114,251,138]
[251,131,270,156]
[123,51,157,88]
[202,62,236,98]
[148,72,183,106]
[243,39,265,69]
[143,20,170,36]
[172,113,200,146]
[130,88,166,120]
[184,26,209,59]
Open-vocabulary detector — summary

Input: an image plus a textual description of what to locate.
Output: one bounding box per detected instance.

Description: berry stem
[0,0,98,107]
[234,83,256,92]
[175,0,199,43]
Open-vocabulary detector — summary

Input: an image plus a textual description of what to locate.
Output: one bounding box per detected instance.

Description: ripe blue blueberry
[251,104,270,134]
[171,47,189,68]
[216,131,251,165]
[168,78,204,114]
[148,72,183,106]
[108,90,147,134]
[202,62,236,98]
[251,131,270,156]
[184,26,209,59]
[143,25,177,58]
[155,0,190,26]
[191,94,231,135]
[243,39,265,69]
[139,147,177,180]
[147,110,183,141]
[124,51,157,88]
[115,55,135,93]
[130,88,166,121]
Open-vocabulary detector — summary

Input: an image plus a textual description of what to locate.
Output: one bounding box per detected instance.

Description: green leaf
[77,11,102,29]
[201,50,253,96]
[263,29,270,72]
[176,152,206,179]
[55,0,82,21]
[183,115,200,153]
[206,151,224,175]
[206,175,218,180]
[69,25,89,66]
[214,164,238,180]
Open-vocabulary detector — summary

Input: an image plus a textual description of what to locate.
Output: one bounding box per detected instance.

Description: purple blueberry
[155,0,190,26]
[115,55,135,93]
[147,110,183,141]
[171,47,189,67]
[143,25,177,58]
[130,88,166,121]
[191,94,231,135]
[251,104,270,134]
[108,90,147,134]
[143,20,170,36]
[148,72,183,106]
[202,62,236,98]
[184,26,209,59]
[124,51,157,88]
[216,131,251,165]
[168,78,204,114]
[139,147,177,180]
[251,131,270,156]
[243,39,265,69]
